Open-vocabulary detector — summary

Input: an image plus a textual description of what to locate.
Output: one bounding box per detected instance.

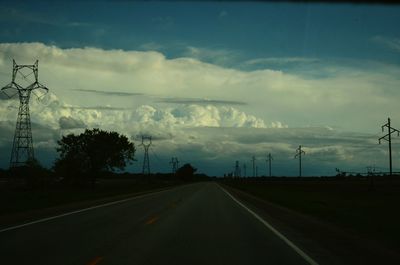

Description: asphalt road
[0,182,316,265]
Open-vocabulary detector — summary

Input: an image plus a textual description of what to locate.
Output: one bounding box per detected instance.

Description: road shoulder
[220,183,400,265]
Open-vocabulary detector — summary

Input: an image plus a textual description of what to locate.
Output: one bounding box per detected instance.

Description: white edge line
[0,188,170,233]
[219,186,320,265]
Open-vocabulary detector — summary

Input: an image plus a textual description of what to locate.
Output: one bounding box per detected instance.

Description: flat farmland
[222,178,400,249]
[0,178,182,228]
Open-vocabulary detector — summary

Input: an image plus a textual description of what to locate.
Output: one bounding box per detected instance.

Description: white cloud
[245,57,320,65]
[34,97,273,133]
[1,42,398,133]
[59,116,86,129]
[183,46,238,66]
[371,35,400,52]
[0,42,399,175]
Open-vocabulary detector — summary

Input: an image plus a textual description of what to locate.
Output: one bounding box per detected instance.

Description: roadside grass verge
[0,179,182,222]
[222,178,400,249]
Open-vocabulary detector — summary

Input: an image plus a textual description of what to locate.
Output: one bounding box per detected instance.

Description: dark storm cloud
[132,133,174,142]
[157,97,247,106]
[73,89,144,97]
[0,121,59,144]
[59,116,86,130]
[200,126,374,147]
[62,106,129,111]
[0,93,10,100]
[0,88,18,100]
[0,120,15,142]
[30,122,60,143]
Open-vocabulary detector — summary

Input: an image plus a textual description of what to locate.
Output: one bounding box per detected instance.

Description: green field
[222,178,400,249]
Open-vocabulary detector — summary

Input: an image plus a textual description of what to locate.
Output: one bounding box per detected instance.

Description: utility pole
[170,157,175,174]
[243,163,247,177]
[1,60,49,168]
[379,118,399,176]
[234,160,241,177]
[266,153,273,177]
[295,145,305,177]
[251,156,256,177]
[140,135,152,175]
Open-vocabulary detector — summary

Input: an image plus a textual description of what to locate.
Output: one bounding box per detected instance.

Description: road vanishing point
[0,182,318,265]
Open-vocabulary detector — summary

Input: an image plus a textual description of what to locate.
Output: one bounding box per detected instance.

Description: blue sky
[0,1,400,176]
[2,2,400,63]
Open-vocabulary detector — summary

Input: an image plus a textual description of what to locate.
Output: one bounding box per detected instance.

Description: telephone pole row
[295,145,305,177]
[379,117,399,176]
[251,156,256,177]
[266,153,273,177]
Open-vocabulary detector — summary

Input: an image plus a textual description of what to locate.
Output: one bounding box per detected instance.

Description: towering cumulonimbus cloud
[0,42,398,175]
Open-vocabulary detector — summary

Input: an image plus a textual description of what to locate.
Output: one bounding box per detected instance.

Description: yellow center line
[86,256,103,265]
[145,216,159,225]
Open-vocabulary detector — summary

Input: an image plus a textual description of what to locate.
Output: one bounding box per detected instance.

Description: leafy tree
[54,128,135,185]
[176,163,197,180]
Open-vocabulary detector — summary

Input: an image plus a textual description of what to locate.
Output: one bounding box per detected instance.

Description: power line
[295,145,305,177]
[1,60,49,168]
[379,117,400,176]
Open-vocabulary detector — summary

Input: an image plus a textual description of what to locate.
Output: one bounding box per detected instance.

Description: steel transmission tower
[234,160,241,177]
[243,163,247,177]
[266,153,273,177]
[170,157,179,174]
[175,157,179,171]
[379,117,399,176]
[295,145,305,177]
[140,136,152,175]
[1,60,49,168]
[251,156,256,177]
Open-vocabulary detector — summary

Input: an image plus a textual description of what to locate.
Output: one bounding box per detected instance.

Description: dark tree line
[54,128,135,186]
[1,128,205,188]
[176,163,197,179]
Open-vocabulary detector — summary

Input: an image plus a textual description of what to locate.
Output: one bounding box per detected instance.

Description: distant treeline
[0,164,210,189]
[0,129,210,189]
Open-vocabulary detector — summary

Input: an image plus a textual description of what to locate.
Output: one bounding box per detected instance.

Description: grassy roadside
[221,178,400,249]
[0,179,183,223]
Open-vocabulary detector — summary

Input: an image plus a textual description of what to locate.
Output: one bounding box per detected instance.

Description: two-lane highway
[0,182,317,265]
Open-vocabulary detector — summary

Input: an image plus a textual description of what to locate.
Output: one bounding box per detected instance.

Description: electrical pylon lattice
[1,60,49,168]
[140,135,152,175]
[170,157,179,174]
